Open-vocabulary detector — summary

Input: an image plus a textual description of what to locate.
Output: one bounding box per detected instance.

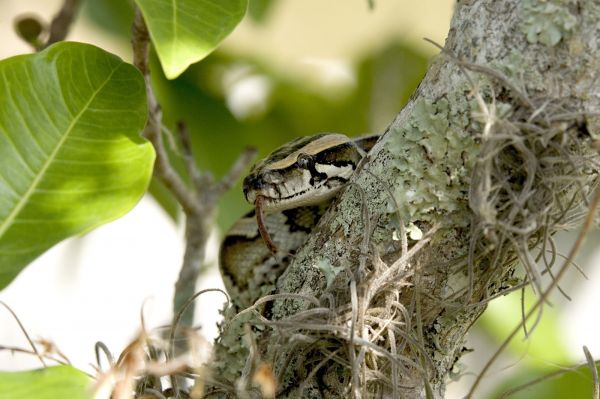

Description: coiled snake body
[220,133,378,308]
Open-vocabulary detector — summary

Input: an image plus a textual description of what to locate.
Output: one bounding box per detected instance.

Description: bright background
[1,1,599,398]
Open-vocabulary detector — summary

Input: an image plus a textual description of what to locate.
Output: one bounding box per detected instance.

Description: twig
[168,288,228,394]
[42,0,81,49]
[584,346,599,399]
[132,7,256,333]
[173,146,255,327]
[173,211,210,330]
[0,345,67,367]
[94,341,115,370]
[214,147,257,196]
[132,10,200,216]
[169,288,229,355]
[133,8,203,331]
[177,121,205,191]
[0,301,46,367]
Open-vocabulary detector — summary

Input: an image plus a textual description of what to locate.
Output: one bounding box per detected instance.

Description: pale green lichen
[212,306,252,383]
[520,0,577,46]
[385,97,477,226]
[314,258,345,288]
[493,51,546,92]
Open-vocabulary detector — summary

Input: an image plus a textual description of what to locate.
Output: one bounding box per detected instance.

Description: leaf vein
[0,62,123,240]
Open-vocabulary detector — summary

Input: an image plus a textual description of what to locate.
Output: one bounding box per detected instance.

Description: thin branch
[0,345,69,366]
[214,147,258,197]
[132,9,201,216]
[132,8,257,333]
[43,0,81,49]
[94,341,115,370]
[584,346,599,399]
[177,121,205,192]
[0,301,46,367]
[168,288,229,394]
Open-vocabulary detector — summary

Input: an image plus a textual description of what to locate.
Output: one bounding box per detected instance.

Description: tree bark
[209,0,600,397]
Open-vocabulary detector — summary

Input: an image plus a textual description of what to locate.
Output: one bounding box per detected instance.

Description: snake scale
[219,133,379,308]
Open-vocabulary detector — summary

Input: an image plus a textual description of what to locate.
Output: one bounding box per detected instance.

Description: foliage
[0,366,92,399]
[0,42,153,289]
[135,0,248,79]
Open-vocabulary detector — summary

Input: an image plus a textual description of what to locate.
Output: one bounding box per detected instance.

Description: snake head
[242,133,363,213]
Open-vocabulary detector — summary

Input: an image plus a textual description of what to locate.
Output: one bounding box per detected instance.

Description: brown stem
[132,9,208,333]
[42,0,81,49]
[133,11,201,216]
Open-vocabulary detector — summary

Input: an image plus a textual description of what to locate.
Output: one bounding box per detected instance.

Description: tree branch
[210,0,600,397]
[131,8,255,330]
[43,0,81,49]
[132,11,201,216]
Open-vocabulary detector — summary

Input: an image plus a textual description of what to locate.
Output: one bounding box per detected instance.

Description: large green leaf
[0,42,154,290]
[0,366,92,399]
[135,0,248,79]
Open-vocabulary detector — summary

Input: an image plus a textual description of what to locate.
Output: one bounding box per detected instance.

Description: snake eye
[296,153,314,169]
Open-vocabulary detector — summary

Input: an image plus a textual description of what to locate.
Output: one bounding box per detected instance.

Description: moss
[519,0,577,46]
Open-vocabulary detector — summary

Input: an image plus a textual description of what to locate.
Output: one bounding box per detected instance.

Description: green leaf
[135,0,248,79]
[0,42,154,290]
[0,366,92,399]
[14,16,44,46]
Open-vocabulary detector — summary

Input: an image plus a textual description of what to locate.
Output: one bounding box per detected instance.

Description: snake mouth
[246,185,311,206]
[246,175,348,212]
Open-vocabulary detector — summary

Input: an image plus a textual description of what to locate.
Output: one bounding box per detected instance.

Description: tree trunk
[209,0,600,397]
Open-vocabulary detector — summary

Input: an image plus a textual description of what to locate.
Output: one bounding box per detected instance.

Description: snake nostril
[243,175,265,203]
[243,174,265,190]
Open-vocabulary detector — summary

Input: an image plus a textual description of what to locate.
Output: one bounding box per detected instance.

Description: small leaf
[14,16,44,46]
[135,0,248,79]
[0,366,92,399]
[0,42,155,290]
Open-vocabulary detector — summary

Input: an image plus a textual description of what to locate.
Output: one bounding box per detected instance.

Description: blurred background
[1,1,599,397]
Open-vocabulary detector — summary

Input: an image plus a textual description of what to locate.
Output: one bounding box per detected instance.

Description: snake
[219,133,379,308]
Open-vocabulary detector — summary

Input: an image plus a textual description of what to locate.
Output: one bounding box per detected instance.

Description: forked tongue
[255,195,278,255]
